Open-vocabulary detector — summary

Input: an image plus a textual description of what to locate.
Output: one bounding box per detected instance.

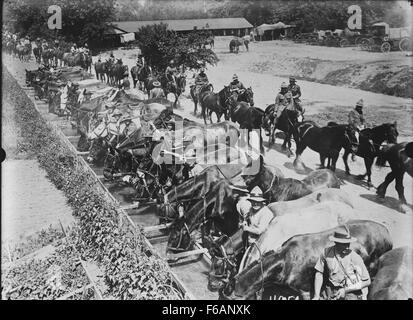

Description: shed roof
[110,17,253,33]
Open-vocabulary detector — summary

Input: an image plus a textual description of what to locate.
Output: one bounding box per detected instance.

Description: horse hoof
[345,171,350,176]
[355,174,364,180]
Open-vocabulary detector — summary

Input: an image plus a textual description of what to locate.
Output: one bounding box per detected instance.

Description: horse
[166,180,242,254]
[368,246,412,300]
[263,101,305,156]
[190,83,214,116]
[160,163,245,222]
[293,122,359,172]
[112,62,128,86]
[229,38,246,54]
[15,43,32,62]
[219,220,392,300]
[207,188,354,291]
[160,73,187,107]
[198,86,231,124]
[341,122,399,187]
[94,61,107,82]
[376,141,413,207]
[131,64,152,91]
[242,155,341,202]
[33,46,42,63]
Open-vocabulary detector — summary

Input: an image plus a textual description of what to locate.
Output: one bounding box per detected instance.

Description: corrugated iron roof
[110,17,253,33]
[104,26,127,35]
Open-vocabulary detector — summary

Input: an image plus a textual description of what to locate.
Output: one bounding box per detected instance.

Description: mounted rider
[348,99,365,132]
[165,59,178,87]
[271,82,290,126]
[228,74,246,96]
[348,99,372,160]
[108,52,115,64]
[194,67,209,100]
[136,54,145,70]
[149,81,165,99]
[70,43,78,54]
[288,76,301,101]
[237,186,270,248]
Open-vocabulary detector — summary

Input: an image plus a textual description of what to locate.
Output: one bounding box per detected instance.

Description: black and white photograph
[1,0,412,303]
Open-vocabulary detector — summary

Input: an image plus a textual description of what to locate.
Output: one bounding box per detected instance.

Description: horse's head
[383,121,398,144]
[166,217,193,254]
[344,125,360,154]
[208,237,239,292]
[241,155,265,189]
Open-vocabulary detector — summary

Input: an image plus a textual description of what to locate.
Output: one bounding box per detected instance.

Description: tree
[6,0,116,47]
[135,24,218,72]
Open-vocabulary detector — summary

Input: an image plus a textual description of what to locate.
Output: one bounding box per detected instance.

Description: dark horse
[190,83,214,117]
[293,122,359,172]
[229,38,246,53]
[242,155,341,202]
[376,141,413,207]
[341,122,399,187]
[166,180,241,254]
[160,74,187,107]
[94,61,107,82]
[130,64,152,91]
[198,86,232,124]
[263,101,304,156]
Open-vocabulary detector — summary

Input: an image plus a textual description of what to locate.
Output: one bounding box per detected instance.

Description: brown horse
[376,141,413,207]
[242,156,341,202]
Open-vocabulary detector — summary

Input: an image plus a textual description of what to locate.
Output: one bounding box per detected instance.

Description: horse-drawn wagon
[360,22,411,53]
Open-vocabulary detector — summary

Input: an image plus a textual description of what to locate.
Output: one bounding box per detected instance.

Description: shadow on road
[360,193,413,213]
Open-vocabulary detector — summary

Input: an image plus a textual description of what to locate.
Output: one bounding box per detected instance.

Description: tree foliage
[136,24,218,72]
[5,0,116,47]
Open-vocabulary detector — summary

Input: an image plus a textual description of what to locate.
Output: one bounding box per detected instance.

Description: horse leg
[343,149,351,175]
[319,154,326,169]
[330,152,340,171]
[395,171,407,204]
[364,157,374,187]
[377,171,395,198]
[293,144,307,169]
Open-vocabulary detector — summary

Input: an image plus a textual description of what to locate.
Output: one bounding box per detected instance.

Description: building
[108,17,254,37]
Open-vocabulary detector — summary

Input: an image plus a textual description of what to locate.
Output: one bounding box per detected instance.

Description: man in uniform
[288,76,301,100]
[312,226,371,300]
[272,82,290,127]
[108,52,115,64]
[149,81,165,99]
[348,99,372,161]
[228,74,246,94]
[348,99,365,132]
[194,67,209,101]
[165,59,177,86]
[237,186,271,248]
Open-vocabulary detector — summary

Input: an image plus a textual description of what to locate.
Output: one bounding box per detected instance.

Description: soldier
[288,76,301,100]
[348,99,371,161]
[165,59,178,87]
[312,226,371,300]
[228,74,246,94]
[108,52,115,64]
[348,99,365,132]
[237,186,270,248]
[272,82,290,127]
[149,81,165,99]
[194,67,209,100]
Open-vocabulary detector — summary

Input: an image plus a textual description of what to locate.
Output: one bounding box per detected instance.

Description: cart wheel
[360,39,369,50]
[399,38,411,52]
[340,39,349,47]
[381,42,391,53]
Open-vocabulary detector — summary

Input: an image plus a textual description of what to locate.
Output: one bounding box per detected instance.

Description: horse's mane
[272,178,310,202]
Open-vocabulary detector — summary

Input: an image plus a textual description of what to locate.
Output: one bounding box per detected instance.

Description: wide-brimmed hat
[246,186,266,202]
[232,74,238,80]
[120,116,132,122]
[329,226,357,243]
[281,82,288,89]
[289,76,296,82]
[153,81,161,87]
[356,99,364,107]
